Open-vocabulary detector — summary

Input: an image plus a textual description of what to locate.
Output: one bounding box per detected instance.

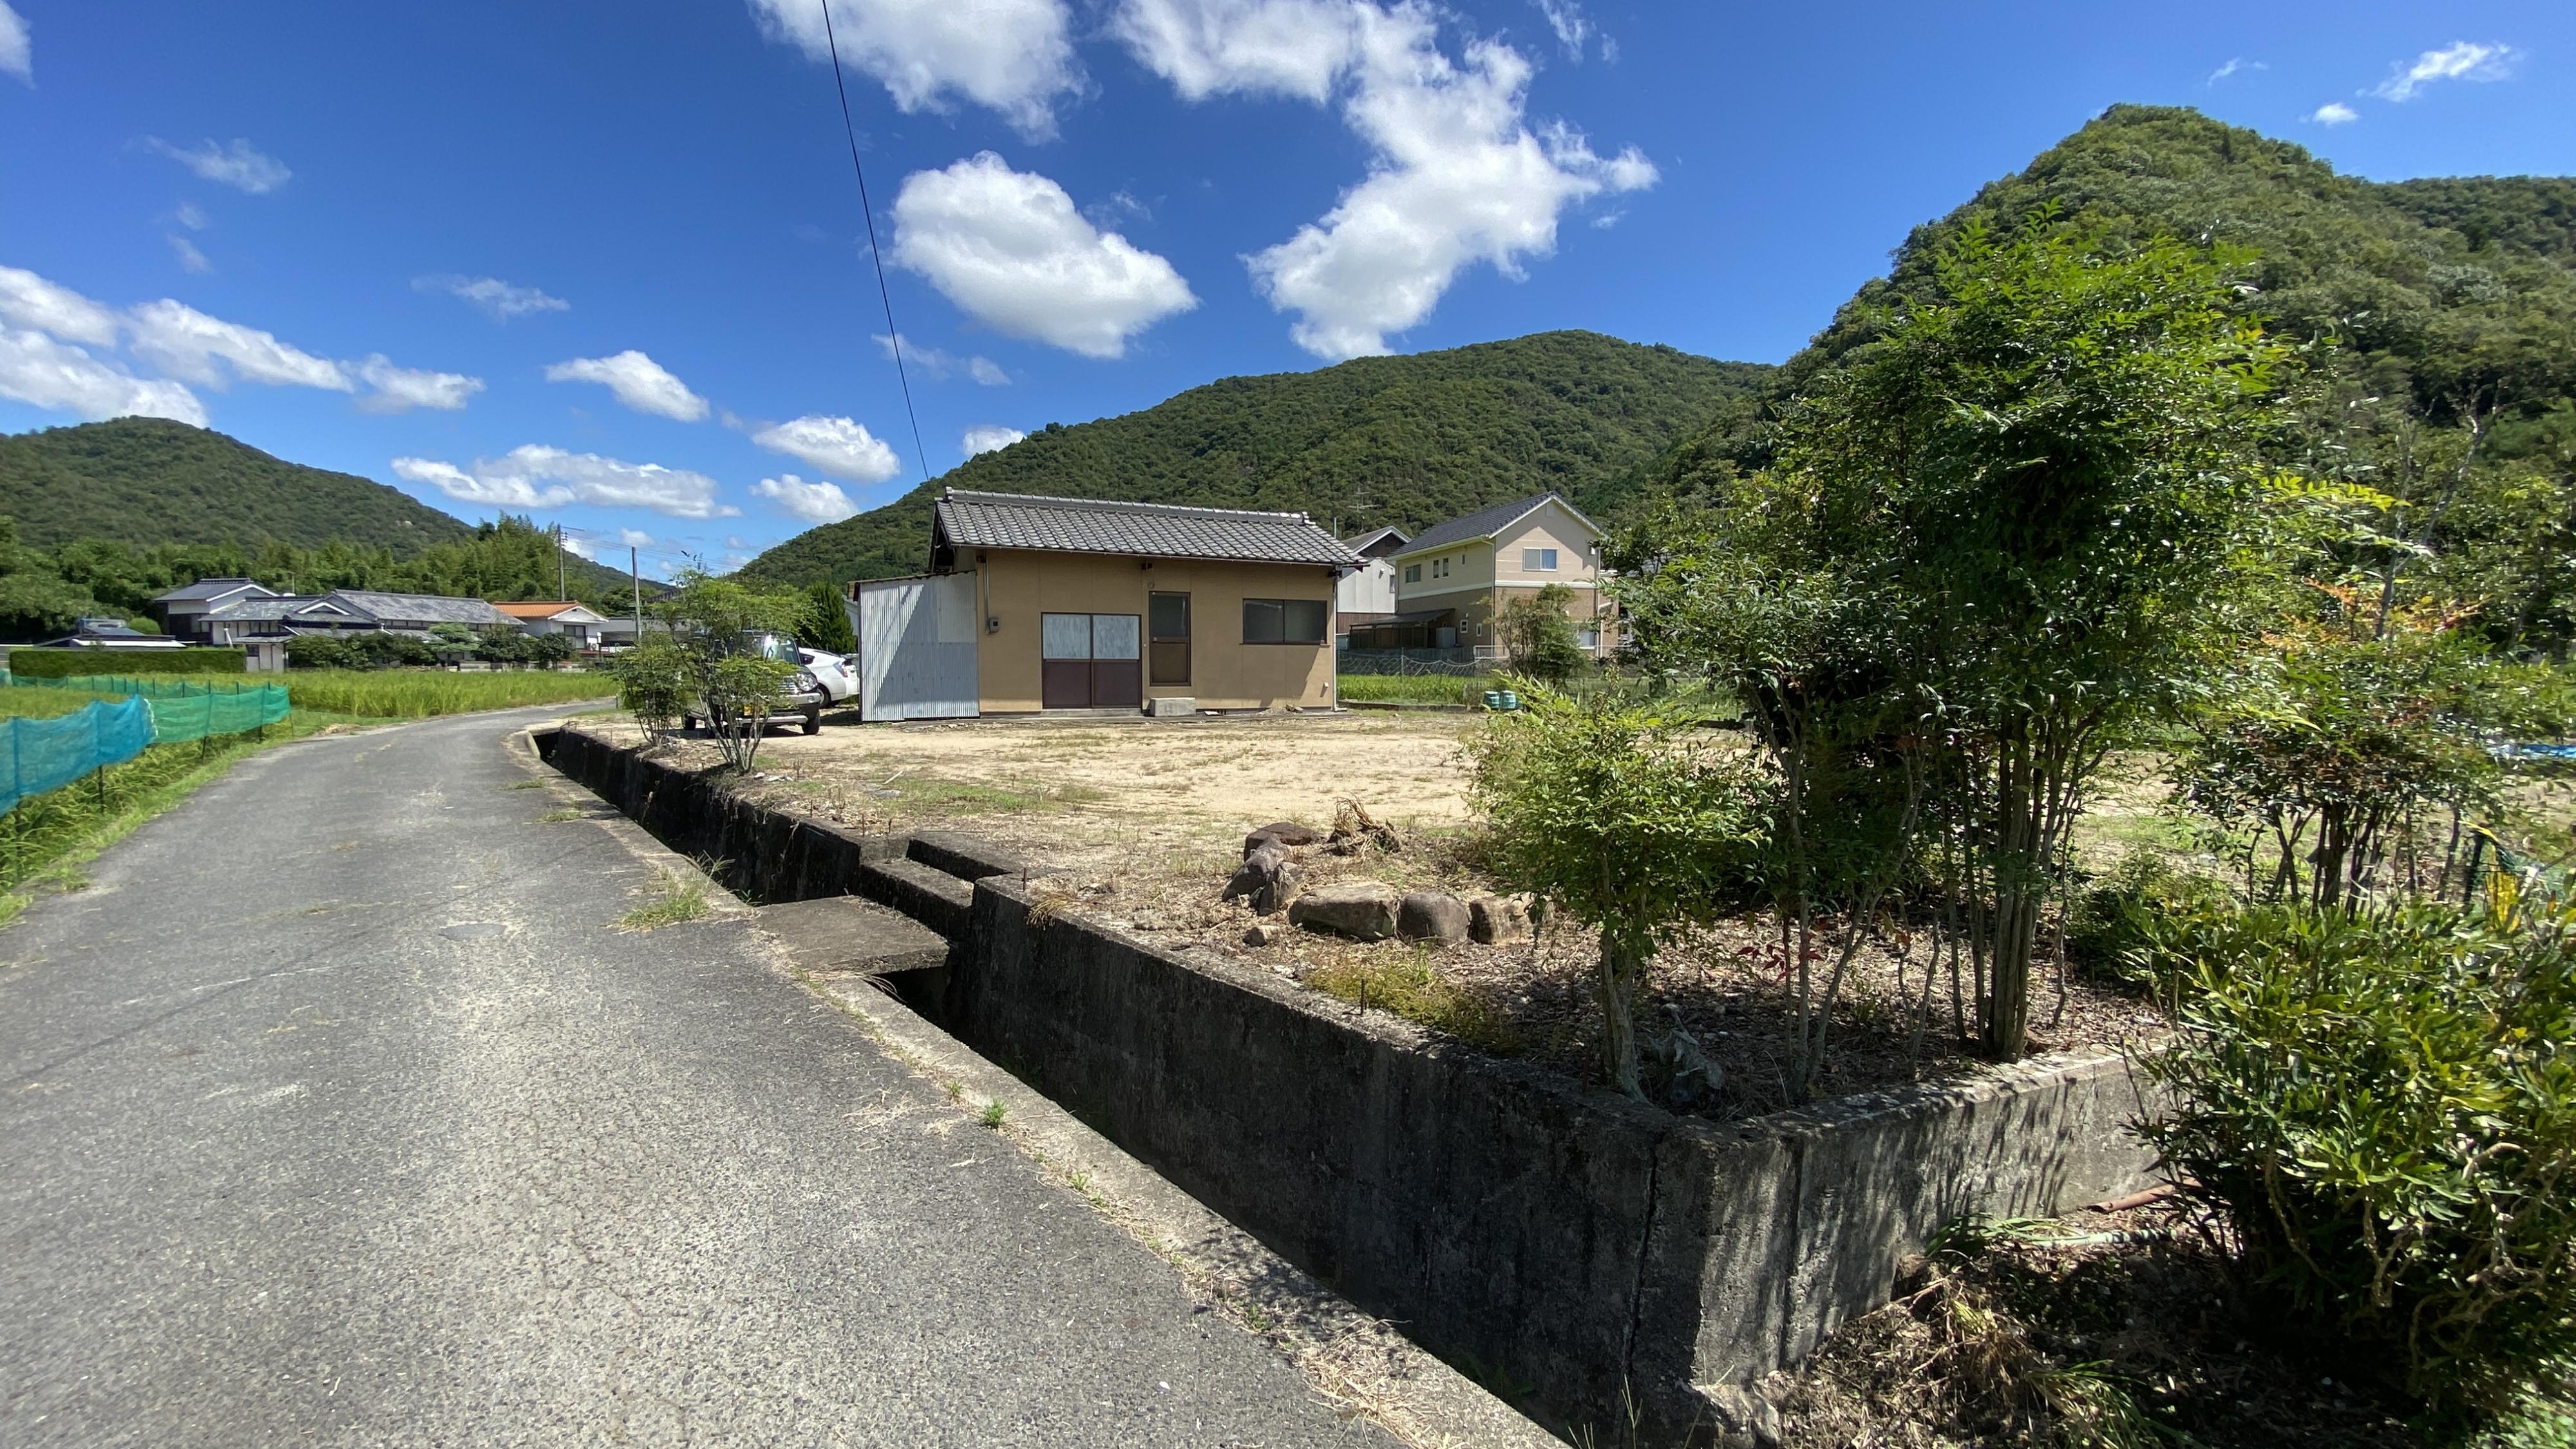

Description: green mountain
[0,417,476,554]
[735,330,1774,589]
[1634,102,2576,650]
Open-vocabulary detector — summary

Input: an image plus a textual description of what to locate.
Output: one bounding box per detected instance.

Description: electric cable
[817,0,930,484]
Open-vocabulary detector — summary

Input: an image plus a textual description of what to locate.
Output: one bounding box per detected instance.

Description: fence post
[92,701,106,807]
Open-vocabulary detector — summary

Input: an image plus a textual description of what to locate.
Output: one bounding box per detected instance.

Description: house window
[1243,598,1327,645]
[1431,557,1448,579]
[1403,563,1421,584]
[1523,547,1558,571]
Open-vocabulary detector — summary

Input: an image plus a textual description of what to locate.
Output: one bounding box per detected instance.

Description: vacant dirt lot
[577,708,2158,1117]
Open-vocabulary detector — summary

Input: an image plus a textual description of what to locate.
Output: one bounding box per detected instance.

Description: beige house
[843,489,1356,719]
[1358,493,1610,657]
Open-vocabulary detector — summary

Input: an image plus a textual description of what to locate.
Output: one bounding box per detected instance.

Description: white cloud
[873,331,1010,384]
[617,527,656,547]
[0,3,28,86]
[415,274,570,321]
[1110,0,1358,101]
[126,299,350,390]
[891,152,1197,359]
[543,350,708,421]
[354,355,483,413]
[145,137,291,195]
[744,0,1079,140]
[1121,0,1654,359]
[561,535,600,562]
[2371,41,2519,102]
[751,413,904,482]
[2309,101,2360,126]
[2205,57,2264,85]
[962,424,1025,456]
[167,234,213,274]
[1532,0,1587,61]
[0,327,206,426]
[0,265,120,346]
[393,446,736,519]
[752,473,860,525]
[173,202,209,231]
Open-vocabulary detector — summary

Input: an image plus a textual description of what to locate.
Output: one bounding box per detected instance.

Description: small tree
[607,634,689,744]
[1467,683,1768,1097]
[425,622,477,668]
[655,571,810,772]
[799,580,858,656]
[1495,582,1587,683]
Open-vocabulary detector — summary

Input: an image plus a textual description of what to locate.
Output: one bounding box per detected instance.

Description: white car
[797,647,858,706]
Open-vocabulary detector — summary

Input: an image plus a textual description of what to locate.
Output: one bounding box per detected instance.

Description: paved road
[0,709,1383,1447]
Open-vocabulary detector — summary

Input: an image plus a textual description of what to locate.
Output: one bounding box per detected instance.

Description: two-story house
[1356,493,1609,658]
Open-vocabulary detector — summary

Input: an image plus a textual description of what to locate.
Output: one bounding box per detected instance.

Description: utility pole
[630,546,643,644]
[554,522,567,600]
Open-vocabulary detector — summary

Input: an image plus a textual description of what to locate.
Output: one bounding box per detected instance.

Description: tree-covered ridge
[0,417,473,554]
[737,330,1772,589]
[1631,104,2576,656]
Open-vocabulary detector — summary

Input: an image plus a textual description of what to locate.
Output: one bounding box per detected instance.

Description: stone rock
[1397,890,1470,945]
[1468,894,1532,945]
[1242,921,1285,947]
[1703,1385,1783,1449]
[1287,881,1401,942]
[1223,844,1301,916]
[1244,820,1324,856]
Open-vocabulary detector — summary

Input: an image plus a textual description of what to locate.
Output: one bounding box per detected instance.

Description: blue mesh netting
[0,696,156,814]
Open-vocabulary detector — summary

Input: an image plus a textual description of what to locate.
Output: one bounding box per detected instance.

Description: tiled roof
[321,591,516,626]
[1394,491,1597,558]
[493,601,582,619]
[934,489,1358,567]
[1342,526,1411,558]
[151,577,278,604]
[205,596,324,622]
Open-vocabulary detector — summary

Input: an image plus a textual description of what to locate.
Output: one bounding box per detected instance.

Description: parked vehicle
[797,647,858,706]
[681,632,826,735]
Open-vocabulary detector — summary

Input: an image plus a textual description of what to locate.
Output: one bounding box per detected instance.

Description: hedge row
[6,647,247,677]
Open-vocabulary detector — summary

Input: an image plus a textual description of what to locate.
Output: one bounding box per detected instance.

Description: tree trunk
[1596,934,1647,1099]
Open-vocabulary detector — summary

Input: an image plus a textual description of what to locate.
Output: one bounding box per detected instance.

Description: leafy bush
[798,581,857,656]
[288,632,439,670]
[2063,851,2231,983]
[7,646,243,677]
[2140,897,2576,1417]
[606,636,689,741]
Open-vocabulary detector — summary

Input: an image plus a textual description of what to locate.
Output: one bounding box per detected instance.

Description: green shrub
[2063,850,2230,983]
[7,646,244,677]
[2140,897,2576,1418]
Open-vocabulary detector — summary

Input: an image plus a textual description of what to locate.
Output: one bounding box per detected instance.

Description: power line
[817,0,930,485]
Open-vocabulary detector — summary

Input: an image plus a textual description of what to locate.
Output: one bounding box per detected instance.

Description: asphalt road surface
[0,708,1385,1447]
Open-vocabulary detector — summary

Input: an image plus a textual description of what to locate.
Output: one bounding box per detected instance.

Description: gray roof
[1342,526,1411,558]
[205,596,325,623]
[319,591,515,626]
[934,489,1357,567]
[152,577,278,605]
[1394,491,1598,558]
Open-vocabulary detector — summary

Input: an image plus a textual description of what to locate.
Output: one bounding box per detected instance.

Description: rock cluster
[1222,815,1535,953]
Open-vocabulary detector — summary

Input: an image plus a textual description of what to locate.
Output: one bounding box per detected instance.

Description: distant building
[1332,526,1408,647]
[1356,492,1611,658]
[150,578,281,643]
[493,601,610,650]
[200,588,521,670]
[34,617,189,650]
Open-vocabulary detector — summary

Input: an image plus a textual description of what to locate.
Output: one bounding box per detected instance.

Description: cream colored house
[842,489,1357,719]
[1360,493,1610,657]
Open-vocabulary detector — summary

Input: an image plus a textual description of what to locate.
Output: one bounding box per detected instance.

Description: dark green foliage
[8,647,243,676]
[797,581,858,655]
[1494,582,1585,683]
[0,417,472,554]
[1627,106,2576,658]
[2141,897,2576,1417]
[289,633,434,670]
[735,332,1772,589]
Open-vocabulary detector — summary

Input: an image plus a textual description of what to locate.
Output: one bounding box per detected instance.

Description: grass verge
[1336,673,1492,706]
[1306,949,1522,1054]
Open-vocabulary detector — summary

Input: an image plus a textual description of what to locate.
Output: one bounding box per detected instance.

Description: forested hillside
[0,417,475,554]
[1632,104,2576,654]
[737,331,1771,588]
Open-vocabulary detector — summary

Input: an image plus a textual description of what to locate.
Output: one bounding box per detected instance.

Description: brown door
[1150,592,1191,687]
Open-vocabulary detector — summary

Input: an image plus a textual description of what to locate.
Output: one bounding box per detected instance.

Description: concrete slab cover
[753,895,950,975]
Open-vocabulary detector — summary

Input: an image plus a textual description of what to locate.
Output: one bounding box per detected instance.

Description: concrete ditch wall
[537,726,2161,1443]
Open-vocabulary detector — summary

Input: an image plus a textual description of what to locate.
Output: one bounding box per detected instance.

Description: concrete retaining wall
[538,726,2161,1443]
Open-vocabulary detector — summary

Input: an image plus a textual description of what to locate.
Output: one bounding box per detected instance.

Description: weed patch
[1307,950,1522,1054]
[617,869,712,930]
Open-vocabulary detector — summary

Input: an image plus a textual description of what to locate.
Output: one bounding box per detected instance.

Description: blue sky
[2,1,2570,578]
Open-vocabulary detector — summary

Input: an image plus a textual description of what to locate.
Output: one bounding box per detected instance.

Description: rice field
[274,669,612,718]
[0,684,123,719]
[1337,672,1493,706]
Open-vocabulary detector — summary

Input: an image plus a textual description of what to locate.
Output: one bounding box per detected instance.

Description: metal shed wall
[854,574,979,721]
